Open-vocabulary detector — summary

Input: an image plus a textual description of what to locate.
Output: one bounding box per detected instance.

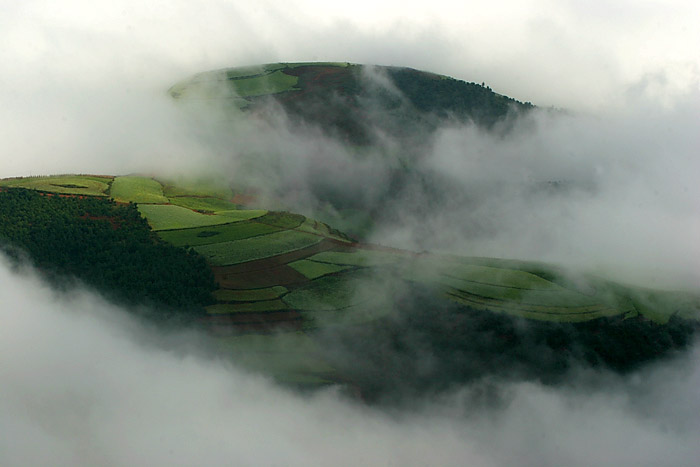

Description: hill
[169,62,534,145]
[2,174,698,400]
[169,63,539,240]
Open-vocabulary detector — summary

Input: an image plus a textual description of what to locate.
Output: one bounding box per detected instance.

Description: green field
[446,288,626,322]
[224,63,287,79]
[286,62,350,69]
[194,230,323,265]
[308,249,406,267]
[431,261,563,291]
[288,259,353,280]
[282,272,369,311]
[439,275,599,307]
[229,70,299,97]
[295,218,352,243]
[168,196,239,212]
[213,286,288,302]
[157,220,279,246]
[255,211,306,229]
[110,176,168,203]
[205,300,288,314]
[160,178,234,199]
[138,204,265,231]
[0,175,111,196]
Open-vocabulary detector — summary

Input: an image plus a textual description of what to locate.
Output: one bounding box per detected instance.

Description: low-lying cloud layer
[2,255,700,466]
[372,95,700,290]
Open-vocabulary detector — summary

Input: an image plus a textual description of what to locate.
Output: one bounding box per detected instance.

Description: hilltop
[169,62,534,145]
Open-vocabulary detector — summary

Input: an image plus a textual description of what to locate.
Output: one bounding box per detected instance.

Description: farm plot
[286,62,349,69]
[194,229,323,266]
[0,175,111,196]
[224,63,287,79]
[213,286,288,302]
[110,176,168,203]
[157,220,278,246]
[433,261,563,291]
[160,179,233,199]
[254,211,306,229]
[397,256,630,321]
[206,300,288,314]
[445,288,626,322]
[228,70,299,97]
[439,274,600,307]
[282,271,373,311]
[168,196,239,212]
[288,259,352,280]
[295,218,352,243]
[308,249,406,267]
[138,204,264,231]
[214,264,308,289]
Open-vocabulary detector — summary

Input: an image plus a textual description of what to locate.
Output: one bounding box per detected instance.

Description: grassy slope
[3,173,697,326]
[110,176,169,203]
[2,173,699,394]
[157,221,281,247]
[194,229,323,265]
[138,204,265,231]
[0,175,112,196]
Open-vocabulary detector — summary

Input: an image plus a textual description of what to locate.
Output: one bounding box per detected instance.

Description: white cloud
[1,255,699,466]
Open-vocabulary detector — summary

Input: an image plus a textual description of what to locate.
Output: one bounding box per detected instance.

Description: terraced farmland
[0,175,112,196]
[167,196,239,212]
[4,172,698,392]
[138,204,266,231]
[110,176,169,203]
[169,62,303,103]
[194,230,325,266]
[157,221,281,247]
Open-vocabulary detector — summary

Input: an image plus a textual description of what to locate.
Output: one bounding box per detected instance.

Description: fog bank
[2,256,700,466]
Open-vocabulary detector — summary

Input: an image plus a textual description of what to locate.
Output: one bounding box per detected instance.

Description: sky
[1,0,699,179]
[1,1,700,465]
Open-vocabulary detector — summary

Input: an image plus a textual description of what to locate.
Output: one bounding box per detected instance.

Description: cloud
[2,0,699,178]
[2,3,700,463]
[2,254,700,466]
[362,91,700,290]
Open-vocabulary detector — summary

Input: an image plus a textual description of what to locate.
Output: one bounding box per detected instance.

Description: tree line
[0,188,216,319]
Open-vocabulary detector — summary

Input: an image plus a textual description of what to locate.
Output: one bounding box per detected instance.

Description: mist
[176,74,700,290]
[2,254,700,466]
[370,94,700,290]
[2,2,698,292]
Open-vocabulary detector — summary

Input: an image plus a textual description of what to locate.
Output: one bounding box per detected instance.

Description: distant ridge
[170,62,534,144]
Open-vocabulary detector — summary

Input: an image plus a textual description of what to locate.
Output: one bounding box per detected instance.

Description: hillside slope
[2,174,698,399]
[169,62,539,240]
[170,62,534,145]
